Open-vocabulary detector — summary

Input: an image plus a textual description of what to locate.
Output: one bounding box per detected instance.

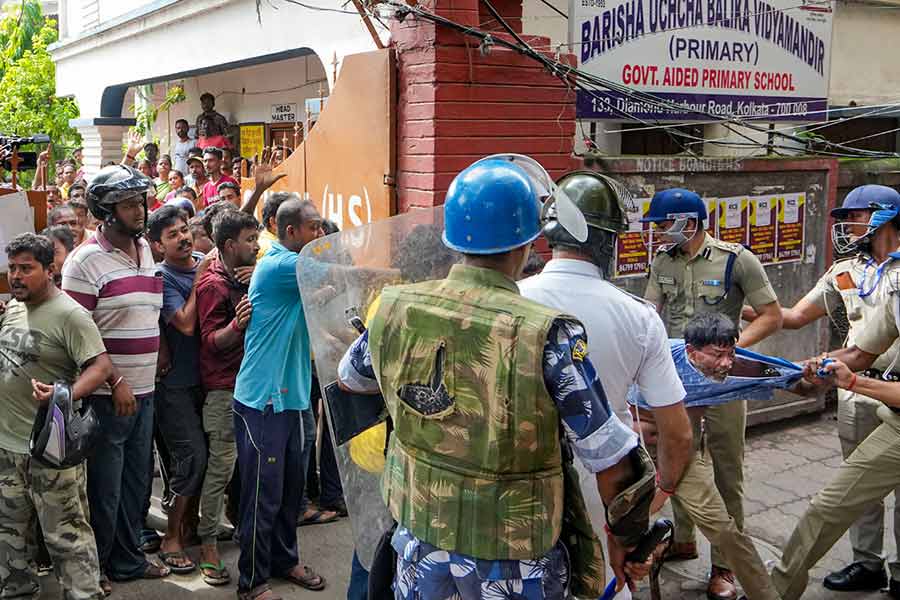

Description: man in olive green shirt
[642,188,783,600]
[0,232,112,600]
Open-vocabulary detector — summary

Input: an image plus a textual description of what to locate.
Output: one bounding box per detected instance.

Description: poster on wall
[749,195,778,263]
[718,196,749,246]
[570,0,835,121]
[239,123,265,162]
[615,198,652,277]
[775,192,805,262]
[705,197,719,237]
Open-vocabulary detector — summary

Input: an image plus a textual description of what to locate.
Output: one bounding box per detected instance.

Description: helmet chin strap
[106,215,145,239]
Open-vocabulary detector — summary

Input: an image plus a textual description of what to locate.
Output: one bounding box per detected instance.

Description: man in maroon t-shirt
[201,147,238,208]
[195,209,260,586]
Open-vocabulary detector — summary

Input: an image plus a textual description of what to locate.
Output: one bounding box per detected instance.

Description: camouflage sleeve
[544,318,639,473]
[337,331,379,393]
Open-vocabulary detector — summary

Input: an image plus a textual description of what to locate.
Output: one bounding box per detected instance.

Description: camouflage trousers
[0,449,103,600]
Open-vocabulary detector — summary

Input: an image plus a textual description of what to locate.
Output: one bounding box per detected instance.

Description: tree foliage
[0,1,80,184]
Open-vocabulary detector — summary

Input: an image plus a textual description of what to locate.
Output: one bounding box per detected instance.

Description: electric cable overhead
[381,0,898,159]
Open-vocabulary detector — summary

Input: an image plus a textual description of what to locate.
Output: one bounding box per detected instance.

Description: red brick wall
[391,0,579,212]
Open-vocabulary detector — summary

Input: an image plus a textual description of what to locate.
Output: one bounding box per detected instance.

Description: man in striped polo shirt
[62,165,171,594]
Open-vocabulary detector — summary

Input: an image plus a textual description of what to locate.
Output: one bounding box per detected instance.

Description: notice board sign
[570,0,834,121]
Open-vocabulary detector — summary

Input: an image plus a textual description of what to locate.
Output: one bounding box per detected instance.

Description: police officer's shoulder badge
[709,238,744,255]
[572,339,588,362]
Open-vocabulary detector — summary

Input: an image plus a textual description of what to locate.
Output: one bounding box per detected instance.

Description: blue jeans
[233,402,303,592]
[348,551,369,600]
[86,393,154,580]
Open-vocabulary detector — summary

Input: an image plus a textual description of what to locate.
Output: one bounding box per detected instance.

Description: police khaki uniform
[805,258,900,570]
[771,191,900,600]
[785,184,900,592]
[771,289,900,600]
[642,189,779,596]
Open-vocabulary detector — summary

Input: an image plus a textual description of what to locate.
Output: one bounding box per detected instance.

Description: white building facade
[50,0,386,175]
[51,0,900,173]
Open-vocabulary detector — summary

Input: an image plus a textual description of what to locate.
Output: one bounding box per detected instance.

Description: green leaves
[0,1,81,185]
[131,84,186,138]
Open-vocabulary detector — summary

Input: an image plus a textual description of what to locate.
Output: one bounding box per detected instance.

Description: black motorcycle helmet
[29,383,100,469]
[86,164,151,237]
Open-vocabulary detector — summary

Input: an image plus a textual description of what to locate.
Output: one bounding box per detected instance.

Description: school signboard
[571,0,834,121]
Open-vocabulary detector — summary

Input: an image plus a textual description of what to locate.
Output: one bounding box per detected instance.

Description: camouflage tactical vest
[368,264,566,561]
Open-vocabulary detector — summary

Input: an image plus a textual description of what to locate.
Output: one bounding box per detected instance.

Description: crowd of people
[0,132,338,600]
[6,144,900,600]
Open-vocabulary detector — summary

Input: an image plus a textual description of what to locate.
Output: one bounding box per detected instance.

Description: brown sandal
[281,565,326,591]
[237,583,282,600]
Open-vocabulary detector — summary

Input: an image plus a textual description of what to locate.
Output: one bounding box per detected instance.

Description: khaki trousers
[772,405,900,600]
[672,399,746,569]
[674,447,779,600]
[198,389,237,544]
[837,388,900,571]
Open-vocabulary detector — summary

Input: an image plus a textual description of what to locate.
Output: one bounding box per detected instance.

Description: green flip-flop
[199,560,230,586]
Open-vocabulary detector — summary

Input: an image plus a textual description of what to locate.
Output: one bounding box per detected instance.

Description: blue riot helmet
[442,158,543,254]
[640,188,707,249]
[831,185,900,255]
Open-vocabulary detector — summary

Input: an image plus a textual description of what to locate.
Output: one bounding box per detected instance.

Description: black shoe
[823,562,887,591]
[889,579,900,599]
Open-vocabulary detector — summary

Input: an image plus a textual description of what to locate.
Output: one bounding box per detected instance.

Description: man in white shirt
[522,170,779,600]
[519,170,693,516]
[172,119,194,176]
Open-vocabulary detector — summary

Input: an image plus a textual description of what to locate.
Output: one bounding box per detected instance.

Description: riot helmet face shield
[540,170,636,275]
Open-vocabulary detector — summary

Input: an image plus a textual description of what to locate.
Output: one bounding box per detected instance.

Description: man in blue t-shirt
[232,197,327,597]
[147,205,210,575]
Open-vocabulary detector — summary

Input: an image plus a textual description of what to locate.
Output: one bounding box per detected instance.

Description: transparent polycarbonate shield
[297,206,460,569]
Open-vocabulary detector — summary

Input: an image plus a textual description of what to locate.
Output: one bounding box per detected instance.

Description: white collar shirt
[520,258,686,425]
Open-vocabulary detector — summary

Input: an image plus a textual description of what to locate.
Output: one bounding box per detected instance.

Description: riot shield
[297,206,460,569]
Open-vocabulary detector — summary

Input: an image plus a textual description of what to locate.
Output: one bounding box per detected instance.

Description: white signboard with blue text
[570,0,834,121]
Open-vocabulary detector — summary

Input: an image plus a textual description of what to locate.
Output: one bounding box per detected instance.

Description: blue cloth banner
[629,340,804,409]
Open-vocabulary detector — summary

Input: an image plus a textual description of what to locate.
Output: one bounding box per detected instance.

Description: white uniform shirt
[520,258,686,425]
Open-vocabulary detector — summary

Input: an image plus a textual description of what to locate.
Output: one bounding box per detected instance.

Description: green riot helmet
[541,170,635,274]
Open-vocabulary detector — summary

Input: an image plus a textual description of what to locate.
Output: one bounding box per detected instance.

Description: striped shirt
[62,227,163,396]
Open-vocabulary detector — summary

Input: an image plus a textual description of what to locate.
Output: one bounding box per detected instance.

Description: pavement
[36,407,898,600]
